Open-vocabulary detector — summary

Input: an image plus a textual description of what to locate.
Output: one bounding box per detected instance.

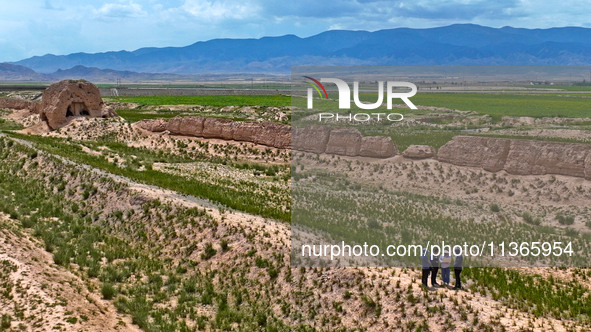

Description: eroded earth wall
[137,118,400,157]
[136,118,591,180]
[438,136,591,180]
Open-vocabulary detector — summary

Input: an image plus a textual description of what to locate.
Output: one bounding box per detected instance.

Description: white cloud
[180,0,260,21]
[94,1,146,18]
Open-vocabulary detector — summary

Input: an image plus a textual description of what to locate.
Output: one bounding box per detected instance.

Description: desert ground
[0,83,590,331]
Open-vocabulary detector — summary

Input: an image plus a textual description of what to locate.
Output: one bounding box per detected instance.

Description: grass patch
[0,136,294,331]
[359,127,459,151]
[0,118,24,131]
[475,133,591,145]
[7,132,289,222]
[465,267,591,320]
[115,109,260,123]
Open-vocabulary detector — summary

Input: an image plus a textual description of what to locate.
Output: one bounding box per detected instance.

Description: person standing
[430,248,440,287]
[453,247,463,290]
[440,250,452,287]
[420,249,431,288]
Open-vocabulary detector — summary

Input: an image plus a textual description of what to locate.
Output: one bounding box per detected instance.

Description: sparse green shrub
[65,317,78,324]
[255,257,269,268]
[490,204,501,212]
[201,242,217,260]
[220,239,230,252]
[1,314,11,330]
[556,213,575,225]
[522,212,540,225]
[361,294,376,309]
[53,249,71,266]
[268,267,279,279]
[565,229,579,237]
[101,283,116,300]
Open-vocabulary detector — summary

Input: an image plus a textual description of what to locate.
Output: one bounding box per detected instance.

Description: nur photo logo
[304,76,418,110]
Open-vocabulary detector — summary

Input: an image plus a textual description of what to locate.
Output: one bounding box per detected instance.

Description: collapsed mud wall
[292,125,398,158]
[0,98,38,112]
[438,136,591,180]
[136,117,591,180]
[136,117,292,149]
[137,118,399,157]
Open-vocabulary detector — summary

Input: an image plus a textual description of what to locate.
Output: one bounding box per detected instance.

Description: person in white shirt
[440,250,452,287]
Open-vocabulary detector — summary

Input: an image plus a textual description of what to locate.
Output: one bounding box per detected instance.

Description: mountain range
[0,63,189,82]
[3,24,591,80]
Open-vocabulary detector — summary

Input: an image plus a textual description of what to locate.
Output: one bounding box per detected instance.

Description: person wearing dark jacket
[430,248,440,287]
[420,249,431,288]
[453,247,463,290]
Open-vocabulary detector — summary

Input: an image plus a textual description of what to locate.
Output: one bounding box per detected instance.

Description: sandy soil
[61,151,581,332]
[0,215,139,332]
[297,152,591,231]
[1,107,589,331]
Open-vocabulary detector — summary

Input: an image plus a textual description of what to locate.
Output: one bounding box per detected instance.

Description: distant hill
[0,63,47,81]
[0,64,187,82]
[10,24,591,74]
[49,65,187,81]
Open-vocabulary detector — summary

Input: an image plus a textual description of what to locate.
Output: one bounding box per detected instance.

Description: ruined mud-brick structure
[136,117,292,149]
[0,98,39,112]
[0,80,116,129]
[39,80,116,129]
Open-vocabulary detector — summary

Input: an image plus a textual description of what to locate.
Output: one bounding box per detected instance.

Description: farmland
[354,90,591,120]
[109,95,291,123]
[292,90,591,150]
[410,92,591,120]
[111,95,291,107]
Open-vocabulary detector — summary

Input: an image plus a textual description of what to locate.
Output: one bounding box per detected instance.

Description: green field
[110,95,291,107]
[381,92,591,120]
[110,90,591,125]
[110,95,292,124]
[114,108,278,123]
[520,85,591,91]
[98,82,291,89]
[301,90,591,120]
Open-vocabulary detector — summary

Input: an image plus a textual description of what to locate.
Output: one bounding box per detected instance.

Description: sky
[1,0,591,62]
